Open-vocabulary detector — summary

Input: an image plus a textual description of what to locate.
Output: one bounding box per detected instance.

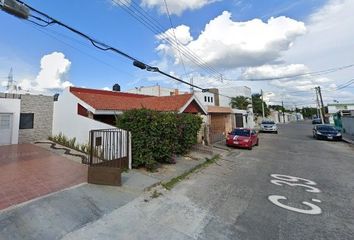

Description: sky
[1,0,354,108]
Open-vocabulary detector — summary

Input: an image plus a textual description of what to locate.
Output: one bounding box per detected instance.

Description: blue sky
[1,0,353,106]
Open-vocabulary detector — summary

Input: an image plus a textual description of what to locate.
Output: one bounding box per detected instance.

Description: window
[204,96,207,102]
[211,97,213,103]
[19,113,34,129]
[0,115,11,130]
[208,97,210,102]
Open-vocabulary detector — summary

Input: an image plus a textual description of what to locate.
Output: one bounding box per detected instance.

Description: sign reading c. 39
[268,174,322,215]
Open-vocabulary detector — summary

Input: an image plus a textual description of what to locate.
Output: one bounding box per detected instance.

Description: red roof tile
[70,87,194,112]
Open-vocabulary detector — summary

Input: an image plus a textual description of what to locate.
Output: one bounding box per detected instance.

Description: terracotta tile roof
[207,106,233,113]
[70,87,194,112]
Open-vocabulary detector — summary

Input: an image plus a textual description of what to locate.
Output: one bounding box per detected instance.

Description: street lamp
[0,0,29,19]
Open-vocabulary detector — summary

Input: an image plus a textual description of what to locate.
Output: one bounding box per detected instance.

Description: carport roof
[208,106,233,113]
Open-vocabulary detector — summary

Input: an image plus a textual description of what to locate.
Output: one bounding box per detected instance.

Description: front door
[235,113,244,128]
[0,113,13,145]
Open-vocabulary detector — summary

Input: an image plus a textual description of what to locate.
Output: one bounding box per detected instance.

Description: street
[63,122,354,240]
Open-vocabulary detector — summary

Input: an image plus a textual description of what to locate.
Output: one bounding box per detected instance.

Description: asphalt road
[64,121,354,240]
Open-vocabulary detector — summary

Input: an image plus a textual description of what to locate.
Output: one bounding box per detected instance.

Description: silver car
[260,120,278,134]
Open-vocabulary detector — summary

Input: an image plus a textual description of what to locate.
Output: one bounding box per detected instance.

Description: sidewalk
[0,147,226,240]
[342,133,354,144]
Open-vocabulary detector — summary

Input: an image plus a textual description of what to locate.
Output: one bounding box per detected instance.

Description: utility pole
[315,87,324,124]
[317,86,326,123]
[282,101,285,123]
[261,89,265,118]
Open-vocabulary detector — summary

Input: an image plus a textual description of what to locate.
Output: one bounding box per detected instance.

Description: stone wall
[19,95,54,143]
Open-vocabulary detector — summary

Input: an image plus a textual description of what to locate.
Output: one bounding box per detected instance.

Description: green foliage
[252,93,270,117]
[116,109,202,169]
[229,96,250,110]
[49,133,88,153]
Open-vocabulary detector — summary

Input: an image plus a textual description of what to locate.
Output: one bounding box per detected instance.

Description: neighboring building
[328,103,354,124]
[0,93,54,145]
[214,86,255,129]
[207,106,234,144]
[53,87,207,145]
[126,85,182,96]
[127,85,256,142]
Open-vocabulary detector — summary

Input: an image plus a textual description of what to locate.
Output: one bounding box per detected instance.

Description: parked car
[313,124,342,141]
[226,128,259,150]
[312,118,322,124]
[260,120,278,133]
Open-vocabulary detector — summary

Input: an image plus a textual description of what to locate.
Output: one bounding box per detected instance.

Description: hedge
[116,109,202,169]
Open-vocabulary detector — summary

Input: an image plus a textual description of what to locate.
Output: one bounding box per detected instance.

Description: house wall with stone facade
[19,94,54,143]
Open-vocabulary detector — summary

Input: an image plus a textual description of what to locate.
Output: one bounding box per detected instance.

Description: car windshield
[231,129,250,136]
[262,121,275,124]
[317,125,337,131]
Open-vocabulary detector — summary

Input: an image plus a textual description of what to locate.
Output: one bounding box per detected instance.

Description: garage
[0,113,13,145]
[208,106,234,144]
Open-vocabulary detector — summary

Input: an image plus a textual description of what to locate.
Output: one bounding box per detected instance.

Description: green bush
[116,109,202,169]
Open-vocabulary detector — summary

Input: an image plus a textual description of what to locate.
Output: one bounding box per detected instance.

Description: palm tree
[230,96,250,110]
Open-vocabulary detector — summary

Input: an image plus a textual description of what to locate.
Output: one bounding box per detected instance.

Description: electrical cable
[163,0,187,77]
[112,0,222,80]
[15,0,205,91]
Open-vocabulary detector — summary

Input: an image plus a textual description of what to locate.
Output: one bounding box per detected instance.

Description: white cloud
[141,0,215,15]
[18,52,73,93]
[280,0,354,103]
[157,11,306,70]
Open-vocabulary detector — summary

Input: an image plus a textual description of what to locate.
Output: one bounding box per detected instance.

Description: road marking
[268,195,322,215]
[268,174,322,215]
[270,179,321,193]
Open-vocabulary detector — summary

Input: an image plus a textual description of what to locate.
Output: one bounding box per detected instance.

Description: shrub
[116,109,202,169]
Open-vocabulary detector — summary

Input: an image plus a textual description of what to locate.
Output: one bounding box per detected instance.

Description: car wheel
[255,139,259,146]
[248,145,253,150]
[275,131,278,134]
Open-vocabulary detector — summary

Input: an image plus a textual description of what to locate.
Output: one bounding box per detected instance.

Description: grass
[161,154,220,190]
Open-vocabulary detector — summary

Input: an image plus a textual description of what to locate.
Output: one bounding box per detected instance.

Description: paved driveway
[0,144,87,210]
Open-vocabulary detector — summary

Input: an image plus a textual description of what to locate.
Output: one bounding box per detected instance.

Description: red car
[226,128,259,150]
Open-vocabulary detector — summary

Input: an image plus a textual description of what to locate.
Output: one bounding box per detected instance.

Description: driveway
[0,144,87,210]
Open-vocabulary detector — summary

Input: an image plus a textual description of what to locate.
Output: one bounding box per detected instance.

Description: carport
[0,144,87,210]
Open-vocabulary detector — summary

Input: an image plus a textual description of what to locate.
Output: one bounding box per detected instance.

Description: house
[216,86,255,129]
[53,86,207,145]
[0,92,54,145]
[328,103,354,124]
[126,84,256,143]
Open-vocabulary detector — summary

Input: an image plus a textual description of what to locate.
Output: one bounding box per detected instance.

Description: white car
[260,120,278,134]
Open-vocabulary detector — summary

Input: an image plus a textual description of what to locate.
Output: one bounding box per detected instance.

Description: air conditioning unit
[0,0,29,19]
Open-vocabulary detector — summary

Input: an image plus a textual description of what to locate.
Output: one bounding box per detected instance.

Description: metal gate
[88,128,130,186]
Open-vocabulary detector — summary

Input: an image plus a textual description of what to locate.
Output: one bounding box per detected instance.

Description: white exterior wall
[194,92,216,106]
[342,117,354,136]
[53,89,114,145]
[218,86,252,108]
[328,104,354,114]
[0,98,21,144]
[126,85,177,96]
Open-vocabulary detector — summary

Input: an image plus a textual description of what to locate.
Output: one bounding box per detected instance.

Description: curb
[342,137,354,145]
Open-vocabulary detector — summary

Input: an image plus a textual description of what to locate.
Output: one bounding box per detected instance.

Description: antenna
[6,68,17,93]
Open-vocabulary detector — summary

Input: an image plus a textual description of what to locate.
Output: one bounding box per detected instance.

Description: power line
[112,0,223,80]
[163,0,187,77]
[223,64,354,81]
[10,0,205,91]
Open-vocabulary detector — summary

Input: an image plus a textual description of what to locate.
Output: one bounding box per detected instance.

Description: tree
[229,96,250,110]
[252,93,270,117]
